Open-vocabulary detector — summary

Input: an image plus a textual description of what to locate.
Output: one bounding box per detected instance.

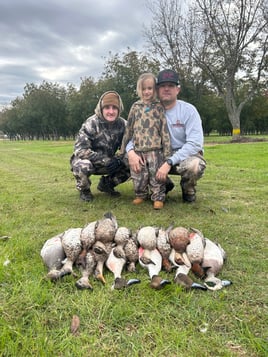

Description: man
[70,91,130,201]
[128,69,206,202]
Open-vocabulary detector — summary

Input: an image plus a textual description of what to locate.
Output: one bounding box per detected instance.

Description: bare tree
[145,0,268,139]
[144,0,194,84]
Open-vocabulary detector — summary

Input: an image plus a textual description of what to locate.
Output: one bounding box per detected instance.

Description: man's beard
[161,98,173,107]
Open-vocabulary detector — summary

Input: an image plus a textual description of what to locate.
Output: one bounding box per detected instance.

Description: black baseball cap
[156,69,179,85]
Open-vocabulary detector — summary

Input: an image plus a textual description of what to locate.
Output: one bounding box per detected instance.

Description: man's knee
[71,158,95,175]
[172,156,206,179]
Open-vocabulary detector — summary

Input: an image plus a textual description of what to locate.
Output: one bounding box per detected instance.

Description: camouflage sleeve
[73,117,106,163]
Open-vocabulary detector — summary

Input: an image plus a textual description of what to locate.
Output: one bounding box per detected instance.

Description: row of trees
[0,0,267,140]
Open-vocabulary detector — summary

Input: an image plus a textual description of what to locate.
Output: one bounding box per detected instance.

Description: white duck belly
[139,247,162,279]
[106,248,126,279]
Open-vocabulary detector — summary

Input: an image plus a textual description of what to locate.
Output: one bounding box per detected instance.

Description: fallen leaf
[70,315,80,335]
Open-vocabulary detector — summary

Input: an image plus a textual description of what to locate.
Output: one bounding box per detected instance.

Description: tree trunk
[224,87,242,140]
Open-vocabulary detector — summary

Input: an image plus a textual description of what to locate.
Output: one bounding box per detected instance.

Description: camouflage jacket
[71,92,126,167]
[120,100,171,159]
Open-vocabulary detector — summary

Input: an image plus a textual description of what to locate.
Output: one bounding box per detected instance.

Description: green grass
[0,138,267,357]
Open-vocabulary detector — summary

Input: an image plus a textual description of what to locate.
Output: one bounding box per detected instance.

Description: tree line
[0,0,267,140]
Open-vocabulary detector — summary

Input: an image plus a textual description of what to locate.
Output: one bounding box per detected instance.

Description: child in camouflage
[120,73,171,209]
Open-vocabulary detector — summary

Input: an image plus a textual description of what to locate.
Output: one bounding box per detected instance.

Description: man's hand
[156,162,171,182]
[127,150,144,174]
[106,157,124,174]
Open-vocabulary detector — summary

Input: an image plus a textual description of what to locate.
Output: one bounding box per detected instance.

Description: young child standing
[120,73,171,209]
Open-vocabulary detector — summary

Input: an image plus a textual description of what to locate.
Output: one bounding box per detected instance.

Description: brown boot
[153,201,164,210]
[132,197,144,205]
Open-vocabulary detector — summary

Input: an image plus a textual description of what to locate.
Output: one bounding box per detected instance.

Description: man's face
[102,105,119,122]
[157,83,180,107]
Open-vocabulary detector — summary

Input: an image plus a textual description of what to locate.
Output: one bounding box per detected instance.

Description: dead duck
[92,212,118,284]
[75,250,96,290]
[76,221,97,269]
[106,247,140,290]
[113,227,131,259]
[156,227,172,272]
[137,226,170,289]
[174,271,207,291]
[202,238,232,291]
[168,227,191,267]
[106,247,126,288]
[124,233,139,272]
[139,246,170,290]
[92,240,113,284]
[137,226,158,265]
[95,212,118,244]
[61,228,82,275]
[113,226,139,277]
[186,227,206,278]
[47,228,82,281]
[41,233,66,275]
[169,250,207,291]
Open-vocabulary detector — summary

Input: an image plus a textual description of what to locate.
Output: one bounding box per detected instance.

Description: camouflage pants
[70,156,130,192]
[131,150,166,202]
[169,153,206,196]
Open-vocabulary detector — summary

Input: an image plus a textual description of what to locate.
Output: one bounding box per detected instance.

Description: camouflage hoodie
[71,91,126,167]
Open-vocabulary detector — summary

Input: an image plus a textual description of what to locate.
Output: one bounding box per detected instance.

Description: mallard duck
[202,238,232,290]
[75,250,96,290]
[76,221,97,269]
[156,227,172,272]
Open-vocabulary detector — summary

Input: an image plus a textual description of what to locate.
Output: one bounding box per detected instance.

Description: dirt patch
[230,136,267,143]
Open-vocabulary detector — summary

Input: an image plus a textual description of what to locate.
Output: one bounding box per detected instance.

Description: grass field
[0,138,267,356]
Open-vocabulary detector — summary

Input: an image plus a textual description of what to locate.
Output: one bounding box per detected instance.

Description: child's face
[141,78,155,103]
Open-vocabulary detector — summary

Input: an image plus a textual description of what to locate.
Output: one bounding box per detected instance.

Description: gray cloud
[0,0,152,107]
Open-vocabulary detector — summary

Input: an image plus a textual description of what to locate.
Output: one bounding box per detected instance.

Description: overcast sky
[0,0,152,108]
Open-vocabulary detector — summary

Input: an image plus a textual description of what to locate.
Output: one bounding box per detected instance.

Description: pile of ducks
[41,212,232,291]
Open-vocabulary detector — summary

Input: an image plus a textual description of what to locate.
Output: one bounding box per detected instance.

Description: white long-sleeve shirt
[126,100,204,165]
